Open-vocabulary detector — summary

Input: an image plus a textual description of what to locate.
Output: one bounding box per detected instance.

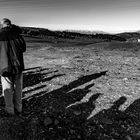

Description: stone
[44,117,53,126]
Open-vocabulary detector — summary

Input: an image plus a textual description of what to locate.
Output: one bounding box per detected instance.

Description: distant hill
[20,26,126,42]
[116,32,140,40]
[64,29,108,35]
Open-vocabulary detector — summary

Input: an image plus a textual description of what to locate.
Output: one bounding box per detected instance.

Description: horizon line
[20,25,140,34]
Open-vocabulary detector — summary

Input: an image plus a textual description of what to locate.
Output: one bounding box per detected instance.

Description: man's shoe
[5,109,15,115]
[0,108,15,117]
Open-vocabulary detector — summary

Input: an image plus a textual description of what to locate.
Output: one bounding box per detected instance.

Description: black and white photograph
[0,0,140,139]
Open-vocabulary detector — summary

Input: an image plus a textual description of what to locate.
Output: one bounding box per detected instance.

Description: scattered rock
[130,133,140,140]
[54,119,59,125]
[77,135,81,139]
[126,135,132,140]
[101,118,113,125]
[44,117,53,126]
[73,110,81,116]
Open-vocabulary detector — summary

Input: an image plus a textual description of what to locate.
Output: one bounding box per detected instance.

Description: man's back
[0,25,26,76]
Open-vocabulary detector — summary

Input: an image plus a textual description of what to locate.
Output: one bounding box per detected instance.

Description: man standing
[0,18,26,115]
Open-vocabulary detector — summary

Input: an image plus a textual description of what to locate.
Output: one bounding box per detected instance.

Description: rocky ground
[0,41,140,139]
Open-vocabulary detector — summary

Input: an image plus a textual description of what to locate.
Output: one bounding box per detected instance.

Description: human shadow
[86,96,129,140]
[65,83,95,107]
[22,70,107,115]
[125,98,140,119]
[66,91,102,118]
[86,96,140,140]
[23,68,64,88]
[92,96,127,121]
[18,70,107,140]
[24,67,41,71]
[0,70,108,140]
[123,98,140,139]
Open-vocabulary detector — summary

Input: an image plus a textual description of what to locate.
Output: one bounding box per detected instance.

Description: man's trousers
[1,73,23,114]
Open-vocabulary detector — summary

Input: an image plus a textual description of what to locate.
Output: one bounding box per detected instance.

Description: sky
[0,0,140,33]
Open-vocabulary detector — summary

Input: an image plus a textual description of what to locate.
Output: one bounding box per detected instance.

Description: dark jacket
[0,25,26,76]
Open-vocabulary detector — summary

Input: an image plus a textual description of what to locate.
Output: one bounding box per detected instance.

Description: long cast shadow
[125,98,140,121]
[20,70,107,140]
[0,67,64,107]
[85,96,140,140]
[23,68,64,88]
[24,67,41,71]
[0,70,107,140]
[66,92,102,118]
[22,71,107,115]
[86,96,128,140]
[92,96,127,121]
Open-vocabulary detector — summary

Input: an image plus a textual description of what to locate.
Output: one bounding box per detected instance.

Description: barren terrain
[1,39,140,140]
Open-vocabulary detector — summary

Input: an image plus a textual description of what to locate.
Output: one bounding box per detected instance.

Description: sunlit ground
[23,42,140,120]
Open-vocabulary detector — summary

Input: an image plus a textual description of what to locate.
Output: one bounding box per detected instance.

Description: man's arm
[19,35,26,53]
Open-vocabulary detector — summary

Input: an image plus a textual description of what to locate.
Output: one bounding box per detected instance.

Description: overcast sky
[0,0,140,33]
